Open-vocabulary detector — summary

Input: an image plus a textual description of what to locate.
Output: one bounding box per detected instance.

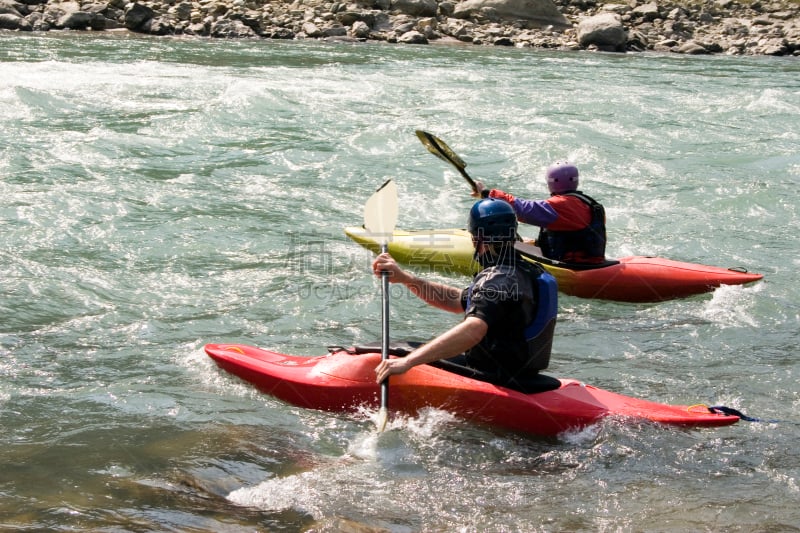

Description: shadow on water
[0,421,321,531]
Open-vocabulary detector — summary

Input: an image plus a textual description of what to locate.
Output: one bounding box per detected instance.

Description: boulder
[124,2,154,30]
[141,15,172,34]
[755,37,790,55]
[268,27,295,39]
[453,0,570,29]
[24,10,47,29]
[632,2,660,22]
[675,40,709,54]
[0,0,26,16]
[42,0,77,22]
[350,19,370,37]
[0,11,25,28]
[322,25,348,37]
[57,10,93,28]
[337,10,377,26]
[390,0,437,17]
[397,29,428,43]
[211,18,256,37]
[577,13,628,51]
[439,0,455,16]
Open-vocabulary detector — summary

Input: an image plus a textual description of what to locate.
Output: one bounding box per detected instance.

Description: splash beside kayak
[205,343,739,437]
[344,226,763,303]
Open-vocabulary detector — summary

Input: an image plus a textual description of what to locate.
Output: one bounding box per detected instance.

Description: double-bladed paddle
[363,179,399,432]
[415,130,483,196]
[416,130,544,256]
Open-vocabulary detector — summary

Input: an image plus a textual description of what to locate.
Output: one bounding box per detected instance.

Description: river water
[1,33,799,531]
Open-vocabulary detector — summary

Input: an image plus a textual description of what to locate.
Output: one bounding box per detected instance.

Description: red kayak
[530,250,765,302]
[205,343,739,437]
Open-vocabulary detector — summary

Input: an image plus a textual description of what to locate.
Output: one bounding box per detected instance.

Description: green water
[1,33,799,530]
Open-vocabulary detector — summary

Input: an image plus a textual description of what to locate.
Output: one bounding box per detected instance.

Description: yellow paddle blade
[415,130,478,194]
[415,130,467,170]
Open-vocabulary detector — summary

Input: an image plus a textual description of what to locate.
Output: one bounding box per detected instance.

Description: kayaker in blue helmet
[474,161,607,264]
[373,198,559,393]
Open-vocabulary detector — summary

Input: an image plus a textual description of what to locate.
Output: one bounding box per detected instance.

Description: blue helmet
[467,198,518,243]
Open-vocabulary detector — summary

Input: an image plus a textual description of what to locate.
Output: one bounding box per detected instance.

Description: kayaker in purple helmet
[373,198,559,393]
[474,161,607,264]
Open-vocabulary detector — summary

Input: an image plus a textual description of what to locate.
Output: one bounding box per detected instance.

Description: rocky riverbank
[1,0,798,55]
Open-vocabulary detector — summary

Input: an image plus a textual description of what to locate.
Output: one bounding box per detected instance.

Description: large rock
[577,13,628,51]
[301,21,322,37]
[391,0,437,17]
[350,19,370,37]
[632,2,660,22]
[675,40,710,54]
[42,0,77,22]
[57,10,93,28]
[453,0,570,29]
[0,0,26,16]
[0,12,26,28]
[124,2,154,30]
[210,18,256,37]
[397,29,428,42]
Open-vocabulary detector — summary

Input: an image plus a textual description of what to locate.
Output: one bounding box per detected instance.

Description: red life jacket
[538,191,606,264]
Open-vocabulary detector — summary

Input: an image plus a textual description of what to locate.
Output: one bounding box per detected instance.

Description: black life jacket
[538,191,606,264]
[343,260,560,394]
[464,258,558,374]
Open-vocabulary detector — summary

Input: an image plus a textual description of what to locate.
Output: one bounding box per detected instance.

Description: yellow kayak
[344,226,764,303]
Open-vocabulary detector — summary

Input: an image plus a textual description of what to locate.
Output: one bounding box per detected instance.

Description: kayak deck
[345,226,480,274]
[205,343,739,437]
[344,226,763,302]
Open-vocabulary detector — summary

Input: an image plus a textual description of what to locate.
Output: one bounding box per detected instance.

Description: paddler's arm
[473,181,558,227]
[375,317,487,383]
[372,252,463,313]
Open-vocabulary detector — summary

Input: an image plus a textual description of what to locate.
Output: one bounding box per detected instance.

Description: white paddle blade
[363,179,399,246]
[376,406,388,433]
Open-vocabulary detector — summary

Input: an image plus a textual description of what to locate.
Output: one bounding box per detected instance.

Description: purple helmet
[546,161,579,194]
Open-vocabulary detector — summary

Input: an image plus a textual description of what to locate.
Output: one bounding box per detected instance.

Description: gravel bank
[1,0,798,55]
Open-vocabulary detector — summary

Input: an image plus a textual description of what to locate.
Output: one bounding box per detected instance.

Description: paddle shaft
[363,178,398,430]
[455,166,479,195]
[380,242,390,411]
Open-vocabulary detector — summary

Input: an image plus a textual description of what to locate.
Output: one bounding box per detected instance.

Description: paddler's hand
[372,253,412,284]
[375,356,413,384]
[472,181,490,199]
